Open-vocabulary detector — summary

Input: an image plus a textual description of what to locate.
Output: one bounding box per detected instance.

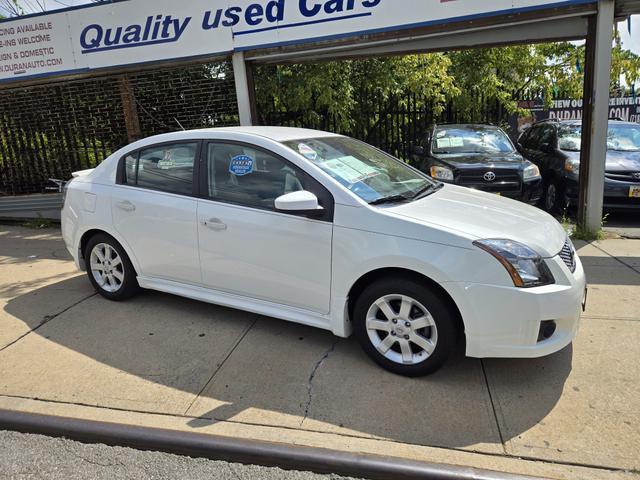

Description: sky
[1,0,638,54]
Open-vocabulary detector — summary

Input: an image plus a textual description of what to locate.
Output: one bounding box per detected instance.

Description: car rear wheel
[85,233,139,301]
[353,278,457,377]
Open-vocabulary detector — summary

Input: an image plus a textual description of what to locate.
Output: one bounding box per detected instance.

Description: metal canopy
[246,3,597,63]
[616,0,640,15]
[246,15,590,63]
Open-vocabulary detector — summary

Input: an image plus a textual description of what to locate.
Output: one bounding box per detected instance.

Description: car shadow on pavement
[0,227,72,265]
[2,276,573,451]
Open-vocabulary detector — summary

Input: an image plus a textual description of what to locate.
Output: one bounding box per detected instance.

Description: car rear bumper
[445,253,586,358]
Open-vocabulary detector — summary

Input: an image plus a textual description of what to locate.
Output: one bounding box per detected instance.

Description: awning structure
[0,0,639,231]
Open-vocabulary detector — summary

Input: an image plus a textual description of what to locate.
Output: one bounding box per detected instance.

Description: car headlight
[473,239,554,288]
[523,163,541,181]
[564,158,580,175]
[430,166,454,181]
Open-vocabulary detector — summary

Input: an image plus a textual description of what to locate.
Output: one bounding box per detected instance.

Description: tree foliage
[255,30,640,127]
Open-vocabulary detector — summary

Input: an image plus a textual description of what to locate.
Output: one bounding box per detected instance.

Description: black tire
[84,233,140,301]
[353,277,458,377]
[542,177,567,215]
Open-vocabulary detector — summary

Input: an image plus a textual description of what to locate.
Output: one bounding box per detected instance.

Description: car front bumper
[445,252,586,358]
[452,178,543,205]
[566,176,640,210]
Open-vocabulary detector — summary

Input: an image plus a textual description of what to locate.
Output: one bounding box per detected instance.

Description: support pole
[581,0,614,232]
[118,75,142,142]
[232,52,255,126]
[577,17,596,226]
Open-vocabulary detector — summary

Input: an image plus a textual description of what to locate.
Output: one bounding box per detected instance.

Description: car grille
[457,169,521,192]
[559,239,577,273]
[605,171,640,183]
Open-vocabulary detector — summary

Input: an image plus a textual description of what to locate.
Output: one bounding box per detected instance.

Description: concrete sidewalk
[0,225,638,480]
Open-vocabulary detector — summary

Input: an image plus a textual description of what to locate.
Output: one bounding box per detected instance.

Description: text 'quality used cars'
[62,127,586,377]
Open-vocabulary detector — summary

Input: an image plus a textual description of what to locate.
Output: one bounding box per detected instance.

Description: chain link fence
[0,61,239,196]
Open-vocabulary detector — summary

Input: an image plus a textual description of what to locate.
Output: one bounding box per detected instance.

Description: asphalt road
[0,430,363,480]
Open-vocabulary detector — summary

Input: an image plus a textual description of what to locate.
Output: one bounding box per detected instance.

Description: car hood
[565,149,640,171]
[386,184,567,258]
[433,152,525,169]
[605,150,640,171]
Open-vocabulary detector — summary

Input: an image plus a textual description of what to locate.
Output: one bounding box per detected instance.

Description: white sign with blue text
[0,0,594,83]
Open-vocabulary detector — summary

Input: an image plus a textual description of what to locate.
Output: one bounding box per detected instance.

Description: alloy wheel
[90,243,124,293]
[365,294,438,365]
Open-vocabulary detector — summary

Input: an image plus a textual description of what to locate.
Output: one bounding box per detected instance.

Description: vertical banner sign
[1,0,596,84]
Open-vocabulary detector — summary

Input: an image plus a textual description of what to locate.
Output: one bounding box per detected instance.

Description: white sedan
[62,127,586,376]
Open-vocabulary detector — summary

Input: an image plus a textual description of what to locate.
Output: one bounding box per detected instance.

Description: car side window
[123,142,197,195]
[123,153,138,185]
[538,125,555,146]
[523,126,541,149]
[206,142,306,210]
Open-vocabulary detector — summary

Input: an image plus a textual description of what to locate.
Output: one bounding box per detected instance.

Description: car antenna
[174,118,186,131]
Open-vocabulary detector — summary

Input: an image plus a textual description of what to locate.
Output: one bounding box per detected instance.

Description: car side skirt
[137,276,338,335]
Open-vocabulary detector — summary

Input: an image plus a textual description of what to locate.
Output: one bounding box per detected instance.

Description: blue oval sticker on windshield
[229,155,254,176]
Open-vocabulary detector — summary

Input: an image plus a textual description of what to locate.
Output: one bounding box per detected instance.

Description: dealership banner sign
[0,0,594,84]
[510,97,640,137]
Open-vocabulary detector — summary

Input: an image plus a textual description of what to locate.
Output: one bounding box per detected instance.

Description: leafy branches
[256,33,640,129]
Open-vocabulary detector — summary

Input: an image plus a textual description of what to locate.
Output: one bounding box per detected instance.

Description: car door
[535,124,559,175]
[111,141,202,285]
[196,141,333,314]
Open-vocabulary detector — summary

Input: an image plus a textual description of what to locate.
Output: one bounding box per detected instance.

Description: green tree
[256,32,640,131]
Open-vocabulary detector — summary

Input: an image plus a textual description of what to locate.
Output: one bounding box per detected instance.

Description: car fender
[66,182,142,276]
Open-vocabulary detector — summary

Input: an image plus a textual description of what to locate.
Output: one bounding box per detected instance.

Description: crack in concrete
[183,317,259,417]
[0,392,634,474]
[480,359,507,454]
[300,340,338,426]
[0,292,97,353]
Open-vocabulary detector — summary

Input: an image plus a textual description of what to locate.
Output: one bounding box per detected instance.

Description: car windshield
[282,136,435,204]
[431,126,514,154]
[558,123,640,152]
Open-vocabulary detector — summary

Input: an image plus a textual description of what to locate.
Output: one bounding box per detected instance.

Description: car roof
[136,126,341,144]
[535,119,638,127]
[434,123,501,130]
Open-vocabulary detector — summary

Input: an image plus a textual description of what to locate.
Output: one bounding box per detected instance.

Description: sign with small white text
[0,0,596,84]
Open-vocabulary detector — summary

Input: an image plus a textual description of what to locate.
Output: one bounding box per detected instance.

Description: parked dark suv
[517,119,640,213]
[412,124,543,204]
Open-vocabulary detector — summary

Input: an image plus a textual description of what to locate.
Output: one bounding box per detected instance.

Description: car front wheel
[353,278,457,377]
[543,178,567,215]
[85,233,140,301]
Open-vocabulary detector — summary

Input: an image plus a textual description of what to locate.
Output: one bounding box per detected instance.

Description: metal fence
[0,61,239,196]
[262,91,507,161]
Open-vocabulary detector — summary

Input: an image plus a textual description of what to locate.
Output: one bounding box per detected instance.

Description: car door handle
[201,218,227,231]
[116,200,136,212]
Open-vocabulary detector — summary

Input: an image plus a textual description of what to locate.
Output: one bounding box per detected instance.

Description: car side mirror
[275,191,324,216]
[413,145,426,156]
[540,143,554,154]
[515,142,524,153]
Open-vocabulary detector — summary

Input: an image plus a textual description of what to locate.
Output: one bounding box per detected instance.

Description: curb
[0,409,546,480]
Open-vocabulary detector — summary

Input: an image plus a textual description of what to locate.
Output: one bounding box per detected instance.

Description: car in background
[517,119,640,213]
[412,124,543,204]
[62,127,585,377]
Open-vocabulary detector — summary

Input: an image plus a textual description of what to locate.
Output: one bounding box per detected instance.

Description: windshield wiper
[411,182,443,200]
[369,194,411,205]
